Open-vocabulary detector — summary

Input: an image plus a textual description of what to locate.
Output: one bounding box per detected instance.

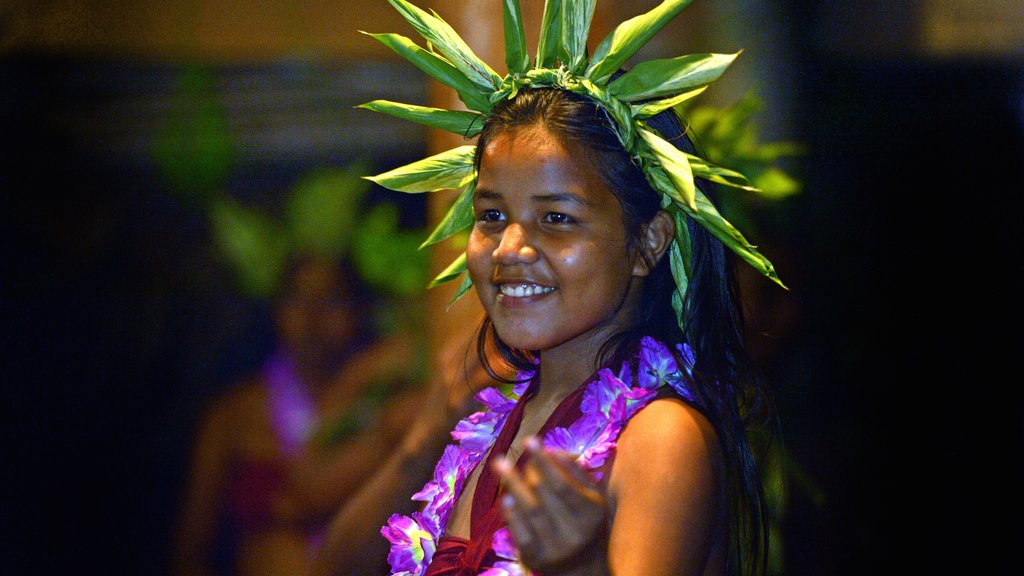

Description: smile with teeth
[499,283,555,298]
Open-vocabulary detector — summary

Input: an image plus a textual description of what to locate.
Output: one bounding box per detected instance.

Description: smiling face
[468,126,647,362]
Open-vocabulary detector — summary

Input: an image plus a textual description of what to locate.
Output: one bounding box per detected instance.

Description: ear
[632,210,675,277]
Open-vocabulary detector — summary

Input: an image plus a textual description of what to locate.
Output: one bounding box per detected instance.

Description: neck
[534,323,621,404]
[534,280,643,401]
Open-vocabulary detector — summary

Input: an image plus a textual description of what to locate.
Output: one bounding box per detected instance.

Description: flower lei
[381,337,696,576]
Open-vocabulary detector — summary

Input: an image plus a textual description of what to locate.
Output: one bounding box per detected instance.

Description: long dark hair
[472,87,772,576]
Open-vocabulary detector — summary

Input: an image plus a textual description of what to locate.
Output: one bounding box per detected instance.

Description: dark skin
[466,126,728,575]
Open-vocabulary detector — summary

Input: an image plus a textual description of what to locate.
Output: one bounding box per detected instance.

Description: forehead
[477,126,611,199]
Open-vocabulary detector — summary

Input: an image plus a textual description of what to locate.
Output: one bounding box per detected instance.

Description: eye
[542,212,575,225]
[478,208,505,223]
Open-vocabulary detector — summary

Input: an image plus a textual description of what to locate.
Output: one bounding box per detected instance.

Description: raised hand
[494,437,611,575]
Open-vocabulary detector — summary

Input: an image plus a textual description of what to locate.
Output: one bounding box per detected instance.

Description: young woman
[364,2,780,574]
[385,88,770,576]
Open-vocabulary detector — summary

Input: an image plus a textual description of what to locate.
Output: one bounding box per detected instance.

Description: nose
[492,223,538,265]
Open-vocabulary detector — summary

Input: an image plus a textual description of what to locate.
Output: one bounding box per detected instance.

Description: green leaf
[363,32,491,112]
[609,52,739,102]
[386,0,501,91]
[667,208,692,329]
[686,153,761,192]
[209,199,290,298]
[286,163,371,257]
[428,252,467,288]
[503,0,529,74]
[420,181,476,248]
[448,271,475,306]
[351,203,429,296]
[366,145,477,193]
[668,245,687,329]
[357,100,483,136]
[560,0,596,74]
[751,167,801,200]
[640,128,696,210]
[586,0,695,83]
[536,0,563,68]
[152,64,234,198]
[632,86,706,118]
[687,191,786,288]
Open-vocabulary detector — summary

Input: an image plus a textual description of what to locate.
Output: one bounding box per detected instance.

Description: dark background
[4,1,1023,574]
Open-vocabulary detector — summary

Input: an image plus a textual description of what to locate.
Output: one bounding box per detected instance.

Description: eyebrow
[475,189,594,207]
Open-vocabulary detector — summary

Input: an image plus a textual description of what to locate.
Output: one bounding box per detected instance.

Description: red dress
[425,378,591,575]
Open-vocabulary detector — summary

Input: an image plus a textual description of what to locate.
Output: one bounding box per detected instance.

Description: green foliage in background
[152,64,235,199]
[152,63,430,303]
[683,91,810,576]
[680,90,805,238]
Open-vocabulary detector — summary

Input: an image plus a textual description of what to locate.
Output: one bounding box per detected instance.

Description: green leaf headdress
[362,0,785,331]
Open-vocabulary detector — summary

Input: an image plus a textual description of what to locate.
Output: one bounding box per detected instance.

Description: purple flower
[451,410,504,453]
[414,445,473,523]
[676,342,696,375]
[637,336,680,389]
[544,411,622,469]
[580,369,628,417]
[491,527,517,560]
[475,386,517,413]
[512,371,534,396]
[382,513,436,574]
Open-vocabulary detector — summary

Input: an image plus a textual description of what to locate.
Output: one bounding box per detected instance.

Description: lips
[498,282,556,298]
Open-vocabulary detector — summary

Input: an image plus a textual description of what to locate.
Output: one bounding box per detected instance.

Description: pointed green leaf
[560,0,596,74]
[357,100,483,136]
[503,0,529,74]
[609,52,739,102]
[363,32,491,112]
[688,190,786,288]
[428,252,467,288]
[686,153,761,192]
[632,86,706,118]
[420,181,476,248]
[536,0,563,67]
[386,0,501,91]
[586,0,695,83]
[447,271,475,307]
[366,145,477,193]
[668,243,688,328]
[640,128,696,210]
[667,207,692,328]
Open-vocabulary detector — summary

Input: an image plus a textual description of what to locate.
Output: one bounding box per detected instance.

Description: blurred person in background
[173,255,424,576]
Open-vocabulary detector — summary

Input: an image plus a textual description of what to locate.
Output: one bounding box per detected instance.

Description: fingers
[492,437,609,571]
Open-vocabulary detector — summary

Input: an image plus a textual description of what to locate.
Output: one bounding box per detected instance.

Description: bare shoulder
[608,396,724,508]
[619,397,721,463]
[604,397,727,574]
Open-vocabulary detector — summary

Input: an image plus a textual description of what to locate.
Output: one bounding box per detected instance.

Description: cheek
[466,229,493,284]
